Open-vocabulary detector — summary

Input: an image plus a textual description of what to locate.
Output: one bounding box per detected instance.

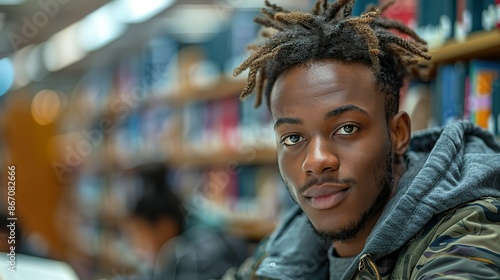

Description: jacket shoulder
[221,206,306,280]
[393,197,500,279]
[221,237,271,280]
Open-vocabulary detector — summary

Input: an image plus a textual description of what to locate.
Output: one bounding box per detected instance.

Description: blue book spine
[440,64,461,124]
[491,80,500,135]
[465,0,486,33]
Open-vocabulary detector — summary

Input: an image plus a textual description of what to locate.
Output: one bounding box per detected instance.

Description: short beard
[309,176,392,247]
[317,140,394,245]
[283,136,395,247]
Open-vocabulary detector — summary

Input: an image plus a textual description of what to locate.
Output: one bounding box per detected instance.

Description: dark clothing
[155,225,250,280]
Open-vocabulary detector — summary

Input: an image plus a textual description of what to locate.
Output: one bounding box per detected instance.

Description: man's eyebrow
[274,117,302,130]
[325,104,368,119]
[274,105,367,130]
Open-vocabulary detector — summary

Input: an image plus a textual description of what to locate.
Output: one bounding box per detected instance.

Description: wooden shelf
[103,142,277,169]
[85,76,246,126]
[225,215,277,241]
[150,77,247,108]
[168,144,277,168]
[428,30,500,65]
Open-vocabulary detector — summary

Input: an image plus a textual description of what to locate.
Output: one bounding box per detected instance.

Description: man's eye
[282,135,305,146]
[336,125,359,135]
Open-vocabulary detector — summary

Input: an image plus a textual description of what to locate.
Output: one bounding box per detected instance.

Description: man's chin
[306,218,361,247]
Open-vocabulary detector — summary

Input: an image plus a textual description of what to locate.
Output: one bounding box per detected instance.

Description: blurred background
[0,0,499,279]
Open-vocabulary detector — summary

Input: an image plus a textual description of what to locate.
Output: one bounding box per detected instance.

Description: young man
[225,0,500,279]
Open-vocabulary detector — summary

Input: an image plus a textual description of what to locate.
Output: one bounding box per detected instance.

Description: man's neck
[332,205,386,257]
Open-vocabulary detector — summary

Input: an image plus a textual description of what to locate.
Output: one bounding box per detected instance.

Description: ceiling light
[112,0,175,24]
[31,89,63,125]
[0,57,14,96]
[11,44,32,89]
[163,5,229,43]
[26,43,49,81]
[221,0,309,9]
[78,3,126,52]
[0,0,25,4]
[43,23,87,71]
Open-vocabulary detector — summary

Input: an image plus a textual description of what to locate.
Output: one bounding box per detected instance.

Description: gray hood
[256,121,500,280]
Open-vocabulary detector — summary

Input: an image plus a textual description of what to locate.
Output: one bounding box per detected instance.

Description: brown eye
[336,125,358,135]
[282,135,305,146]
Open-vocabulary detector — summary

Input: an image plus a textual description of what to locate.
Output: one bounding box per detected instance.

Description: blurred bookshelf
[55,9,287,279]
[400,0,500,135]
[428,30,500,65]
[167,145,276,168]
[418,30,500,80]
[82,1,496,279]
[417,29,500,134]
[150,77,248,107]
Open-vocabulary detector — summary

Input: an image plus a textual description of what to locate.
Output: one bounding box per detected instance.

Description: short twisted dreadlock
[233,0,431,120]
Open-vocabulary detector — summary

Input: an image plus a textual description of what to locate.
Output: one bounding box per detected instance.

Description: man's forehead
[271,62,375,97]
[269,61,384,120]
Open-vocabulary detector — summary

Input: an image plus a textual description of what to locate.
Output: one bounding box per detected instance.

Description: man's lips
[303,184,349,210]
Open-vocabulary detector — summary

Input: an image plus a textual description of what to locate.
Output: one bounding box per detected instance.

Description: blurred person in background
[123,163,249,280]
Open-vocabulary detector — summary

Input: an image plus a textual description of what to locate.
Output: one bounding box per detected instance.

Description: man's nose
[301,136,339,175]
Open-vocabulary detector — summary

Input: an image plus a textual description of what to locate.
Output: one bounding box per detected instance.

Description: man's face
[270,60,395,244]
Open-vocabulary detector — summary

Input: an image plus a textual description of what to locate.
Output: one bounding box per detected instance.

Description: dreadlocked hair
[233,0,431,120]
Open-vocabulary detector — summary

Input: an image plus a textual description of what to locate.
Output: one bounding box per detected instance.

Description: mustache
[298,177,357,194]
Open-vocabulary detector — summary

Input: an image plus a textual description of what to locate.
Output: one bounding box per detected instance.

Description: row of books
[182,92,275,153]
[108,104,176,167]
[433,59,500,135]
[353,0,500,49]
[173,165,292,223]
[414,0,500,48]
[74,9,259,124]
[73,160,291,235]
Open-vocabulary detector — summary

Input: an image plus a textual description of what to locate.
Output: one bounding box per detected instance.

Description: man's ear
[389,111,411,156]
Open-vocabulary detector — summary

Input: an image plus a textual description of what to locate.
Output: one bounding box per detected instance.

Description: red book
[455,0,467,41]
[379,0,418,29]
[218,96,239,150]
[496,0,500,29]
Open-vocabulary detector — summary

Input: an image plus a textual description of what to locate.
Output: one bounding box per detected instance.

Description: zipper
[358,253,381,280]
[250,253,269,280]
